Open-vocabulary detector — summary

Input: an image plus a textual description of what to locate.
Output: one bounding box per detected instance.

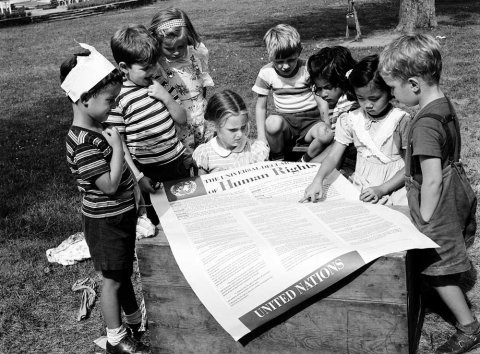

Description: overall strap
[406,97,461,177]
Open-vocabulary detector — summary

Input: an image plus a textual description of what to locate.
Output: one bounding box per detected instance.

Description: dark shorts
[82,208,137,272]
[138,154,190,183]
[276,107,322,143]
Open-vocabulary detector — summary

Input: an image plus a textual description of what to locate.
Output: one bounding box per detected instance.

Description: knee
[265,115,284,135]
[315,127,334,144]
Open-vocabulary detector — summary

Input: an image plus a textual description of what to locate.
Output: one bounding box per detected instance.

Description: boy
[380,34,478,354]
[252,24,329,160]
[108,24,188,226]
[62,43,148,354]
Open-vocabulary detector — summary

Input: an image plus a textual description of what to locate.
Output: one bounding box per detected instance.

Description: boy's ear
[118,62,129,76]
[407,78,421,93]
[79,93,90,107]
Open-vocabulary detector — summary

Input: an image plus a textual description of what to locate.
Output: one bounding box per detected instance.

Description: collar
[211,137,247,157]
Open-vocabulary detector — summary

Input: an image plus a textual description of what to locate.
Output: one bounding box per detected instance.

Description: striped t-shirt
[252,59,317,113]
[66,126,135,218]
[107,79,185,165]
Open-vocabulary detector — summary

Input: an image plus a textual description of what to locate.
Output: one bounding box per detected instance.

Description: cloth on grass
[136,214,156,240]
[46,232,91,266]
[72,277,97,321]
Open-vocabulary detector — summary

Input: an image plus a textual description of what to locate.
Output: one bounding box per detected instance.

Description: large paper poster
[150,161,438,340]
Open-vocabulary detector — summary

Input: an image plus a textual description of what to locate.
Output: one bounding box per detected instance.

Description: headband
[61,43,116,103]
[157,19,186,31]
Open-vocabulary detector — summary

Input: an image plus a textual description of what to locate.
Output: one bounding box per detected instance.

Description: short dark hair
[111,24,160,67]
[307,46,356,92]
[59,51,123,102]
[346,54,392,101]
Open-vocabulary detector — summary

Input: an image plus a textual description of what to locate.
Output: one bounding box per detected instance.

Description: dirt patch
[338,30,400,49]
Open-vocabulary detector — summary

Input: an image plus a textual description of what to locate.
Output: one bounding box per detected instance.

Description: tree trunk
[396,0,437,32]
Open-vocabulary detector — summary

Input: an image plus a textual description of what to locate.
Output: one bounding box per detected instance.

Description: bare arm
[95,127,125,195]
[255,95,268,144]
[419,156,442,221]
[300,141,347,202]
[121,140,156,194]
[314,95,330,125]
[360,168,405,203]
[148,80,187,125]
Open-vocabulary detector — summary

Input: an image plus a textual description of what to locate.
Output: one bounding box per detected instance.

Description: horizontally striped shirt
[252,59,317,113]
[107,79,185,165]
[66,126,135,218]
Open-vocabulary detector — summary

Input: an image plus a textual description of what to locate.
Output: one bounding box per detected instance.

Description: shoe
[105,335,149,354]
[435,328,480,354]
[125,322,147,341]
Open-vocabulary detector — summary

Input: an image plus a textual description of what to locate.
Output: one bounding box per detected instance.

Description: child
[301,54,410,206]
[303,46,359,163]
[149,8,214,157]
[192,90,269,174]
[252,24,329,161]
[380,34,478,354]
[108,24,189,226]
[61,43,148,354]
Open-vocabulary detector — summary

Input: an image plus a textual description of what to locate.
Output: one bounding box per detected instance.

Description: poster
[151,161,438,340]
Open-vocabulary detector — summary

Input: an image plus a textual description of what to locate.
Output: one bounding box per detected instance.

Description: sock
[106,325,128,346]
[457,317,480,335]
[301,153,312,163]
[125,309,142,325]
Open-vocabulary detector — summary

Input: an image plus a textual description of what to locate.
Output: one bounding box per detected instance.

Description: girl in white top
[302,54,410,205]
[149,8,215,156]
[193,90,269,175]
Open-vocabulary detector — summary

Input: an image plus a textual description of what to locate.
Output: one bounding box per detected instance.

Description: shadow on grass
[203,0,480,46]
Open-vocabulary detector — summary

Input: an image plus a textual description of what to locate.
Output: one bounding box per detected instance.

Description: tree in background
[396,0,437,32]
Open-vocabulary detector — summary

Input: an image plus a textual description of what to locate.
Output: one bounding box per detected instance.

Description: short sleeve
[195,43,214,88]
[252,67,271,96]
[75,143,110,182]
[107,103,126,135]
[395,112,412,149]
[411,117,445,158]
[192,144,210,171]
[334,112,354,146]
[250,140,270,162]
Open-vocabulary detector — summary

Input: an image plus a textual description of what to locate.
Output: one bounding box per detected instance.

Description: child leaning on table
[192,90,269,174]
[61,43,148,354]
[380,34,478,354]
[302,46,359,163]
[252,24,329,161]
[301,54,410,206]
[149,7,215,157]
[108,24,189,226]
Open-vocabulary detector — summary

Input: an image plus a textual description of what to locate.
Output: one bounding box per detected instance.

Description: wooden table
[137,231,423,353]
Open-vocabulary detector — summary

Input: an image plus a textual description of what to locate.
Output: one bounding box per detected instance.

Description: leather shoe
[105,335,149,354]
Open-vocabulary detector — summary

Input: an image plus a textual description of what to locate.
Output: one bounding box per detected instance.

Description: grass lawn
[1,0,480,352]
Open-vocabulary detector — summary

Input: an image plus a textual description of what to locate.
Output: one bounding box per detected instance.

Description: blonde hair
[263,24,302,60]
[205,90,249,128]
[379,33,442,85]
[149,8,201,48]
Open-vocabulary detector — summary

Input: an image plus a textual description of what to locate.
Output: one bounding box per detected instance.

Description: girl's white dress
[193,137,269,174]
[335,106,411,205]
[158,43,214,154]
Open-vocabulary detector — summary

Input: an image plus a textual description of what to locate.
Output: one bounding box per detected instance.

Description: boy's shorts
[276,107,322,143]
[83,208,137,272]
[138,154,190,183]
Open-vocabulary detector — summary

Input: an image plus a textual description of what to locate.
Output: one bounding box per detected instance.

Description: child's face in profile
[122,63,158,87]
[216,114,248,151]
[273,52,300,77]
[86,83,121,123]
[161,37,188,61]
[354,82,390,117]
[313,77,343,108]
[382,75,419,107]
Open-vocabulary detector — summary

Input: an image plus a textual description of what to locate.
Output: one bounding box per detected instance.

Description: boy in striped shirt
[108,24,188,225]
[62,43,148,353]
[253,24,329,161]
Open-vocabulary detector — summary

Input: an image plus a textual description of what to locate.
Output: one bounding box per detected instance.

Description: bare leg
[101,277,122,329]
[434,285,475,326]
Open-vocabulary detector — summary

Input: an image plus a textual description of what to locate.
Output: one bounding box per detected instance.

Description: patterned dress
[158,43,214,155]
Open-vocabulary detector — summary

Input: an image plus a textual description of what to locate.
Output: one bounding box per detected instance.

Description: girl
[302,46,359,163]
[301,54,410,205]
[149,8,214,157]
[192,90,269,174]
